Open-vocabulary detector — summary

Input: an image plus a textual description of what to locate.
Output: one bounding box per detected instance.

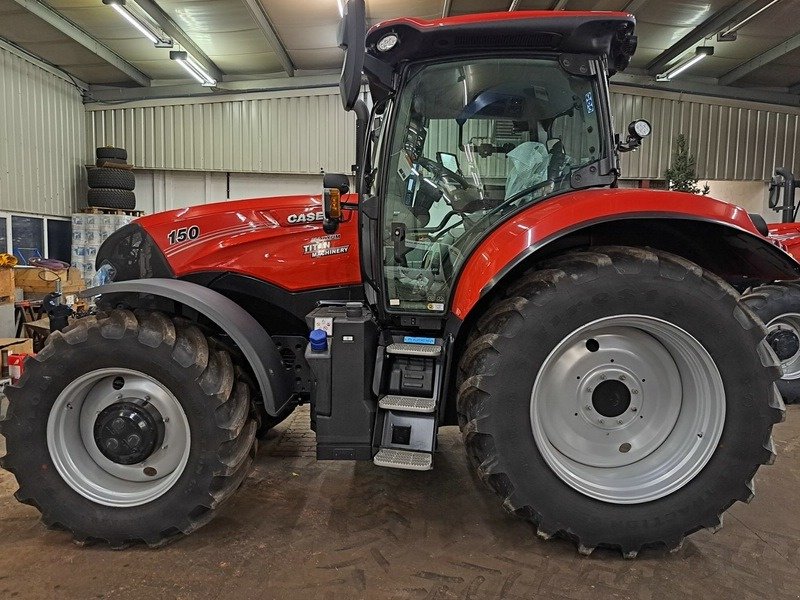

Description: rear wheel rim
[766,313,800,379]
[47,368,191,507]
[530,315,725,504]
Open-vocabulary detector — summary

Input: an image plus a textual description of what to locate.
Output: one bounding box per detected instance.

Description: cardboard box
[0,268,14,304]
[13,267,85,297]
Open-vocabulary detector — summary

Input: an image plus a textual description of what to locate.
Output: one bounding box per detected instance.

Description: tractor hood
[96,194,362,292]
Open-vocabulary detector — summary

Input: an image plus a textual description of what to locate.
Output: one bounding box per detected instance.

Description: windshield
[381,57,602,313]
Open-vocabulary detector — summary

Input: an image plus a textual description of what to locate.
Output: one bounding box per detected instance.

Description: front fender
[82,279,293,416]
[451,188,800,319]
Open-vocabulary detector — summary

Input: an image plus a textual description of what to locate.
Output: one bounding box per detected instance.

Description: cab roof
[366,11,637,76]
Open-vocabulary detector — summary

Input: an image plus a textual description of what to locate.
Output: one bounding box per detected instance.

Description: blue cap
[309,329,328,352]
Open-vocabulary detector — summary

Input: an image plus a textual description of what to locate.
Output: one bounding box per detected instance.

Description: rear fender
[83,279,293,416]
[451,189,800,319]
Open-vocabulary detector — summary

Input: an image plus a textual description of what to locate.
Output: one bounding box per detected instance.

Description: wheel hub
[591,379,631,417]
[94,402,164,465]
[767,328,800,361]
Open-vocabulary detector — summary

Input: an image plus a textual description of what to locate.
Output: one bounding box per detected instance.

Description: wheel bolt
[598,418,605,424]
[126,434,141,448]
[584,404,591,410]
[619,375,626,381]
[617,419,624,424]
[631,406,638,412]
[112,418,126,433]
[105,438,119,451]
[586,387,593,393]
[631,389,639,395]
[599,375,606,380]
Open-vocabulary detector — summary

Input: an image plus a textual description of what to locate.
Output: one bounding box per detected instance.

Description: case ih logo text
[303,234,350,258]
[287,211,324,224]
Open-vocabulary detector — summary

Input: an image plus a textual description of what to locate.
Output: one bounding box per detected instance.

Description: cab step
[378,395,436,413]
[386,342,442,357]
[373,448,433,471]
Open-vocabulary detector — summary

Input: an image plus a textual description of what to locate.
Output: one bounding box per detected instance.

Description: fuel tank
[135,194,361,291]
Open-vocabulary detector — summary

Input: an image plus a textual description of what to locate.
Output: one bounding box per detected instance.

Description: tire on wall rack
[0,310,257,547]
[741,282,800,403]
[96,147,128,161]
[88,188,136,210]
[457,246,784,557]
[88,168,135,191]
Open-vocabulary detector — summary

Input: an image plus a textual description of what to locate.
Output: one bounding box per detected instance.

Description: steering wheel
[416,157,473,190]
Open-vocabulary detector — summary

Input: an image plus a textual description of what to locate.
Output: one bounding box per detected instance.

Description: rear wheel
[458,246,784,556]
[741,282,800,403]
[0,309,257,547]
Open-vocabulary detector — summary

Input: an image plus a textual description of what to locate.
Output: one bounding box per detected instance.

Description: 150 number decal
[167,226,200,245]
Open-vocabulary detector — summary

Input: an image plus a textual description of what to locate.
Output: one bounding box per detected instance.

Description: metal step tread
[373,448,433,471]
[386,343,442,357]
[379,395,436,413]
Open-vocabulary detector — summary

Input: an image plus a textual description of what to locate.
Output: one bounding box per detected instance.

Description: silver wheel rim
[530,315,725,504]
[47,368,191,507]
[766,313,800,379]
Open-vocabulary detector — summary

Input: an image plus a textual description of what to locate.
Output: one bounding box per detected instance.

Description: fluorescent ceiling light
[103,0,173,47]
[718,0,780,41]
[656,46,714,81]
[337,0,345,18]
[170,50,216,86]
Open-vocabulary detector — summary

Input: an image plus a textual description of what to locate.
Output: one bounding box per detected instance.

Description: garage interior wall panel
[611,87,800,181]
[0,46,85,217]
[86,90,356,175]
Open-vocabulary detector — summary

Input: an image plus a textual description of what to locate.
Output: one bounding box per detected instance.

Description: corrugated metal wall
[85,89,357,174]
[0,46,86,217]
[612,86,800,181]
[85,84,800,183]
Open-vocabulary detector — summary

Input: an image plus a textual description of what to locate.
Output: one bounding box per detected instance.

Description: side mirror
[617,119,652,153]
[322,173,350,234]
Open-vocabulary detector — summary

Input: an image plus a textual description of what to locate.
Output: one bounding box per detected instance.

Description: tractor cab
[325,2,645,322]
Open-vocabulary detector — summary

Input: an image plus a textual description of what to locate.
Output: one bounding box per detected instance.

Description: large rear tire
[0,309,257,547]
[457,246,784,556]
[741,282,800,404]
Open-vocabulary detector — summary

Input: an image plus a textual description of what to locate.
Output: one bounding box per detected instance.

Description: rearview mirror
[322,173,350,234]
[338,0,366,111]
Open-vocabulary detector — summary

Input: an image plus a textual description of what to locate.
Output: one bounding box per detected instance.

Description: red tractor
[2,2,797,557]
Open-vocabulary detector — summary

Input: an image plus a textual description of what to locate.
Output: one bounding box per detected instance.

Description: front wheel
[0,309,257,547]
[458,246,784,556]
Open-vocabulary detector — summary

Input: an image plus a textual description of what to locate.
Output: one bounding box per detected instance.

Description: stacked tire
[87,147,136,211]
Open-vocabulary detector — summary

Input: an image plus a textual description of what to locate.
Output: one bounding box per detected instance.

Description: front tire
[0,309,257,547]
[458,246,784,556]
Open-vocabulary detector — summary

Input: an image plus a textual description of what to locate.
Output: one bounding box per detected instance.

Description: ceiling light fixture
[656,46,714,81]
[103,0,173,47]
[170,50,216,86]
[717,0,780,41]
[337,0,345,18]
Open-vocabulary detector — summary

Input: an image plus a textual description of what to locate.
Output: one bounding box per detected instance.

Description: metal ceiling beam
[11,0,150,86]
[719,32,800,86]
[133,0,223,83]
[442,0,453,17]
[86,72,341,103]
[239,0,295,76]
[645,0,767,76]
[612,71,800,107]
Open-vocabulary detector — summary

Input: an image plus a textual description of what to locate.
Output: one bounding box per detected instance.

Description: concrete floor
[0,405,798,600]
